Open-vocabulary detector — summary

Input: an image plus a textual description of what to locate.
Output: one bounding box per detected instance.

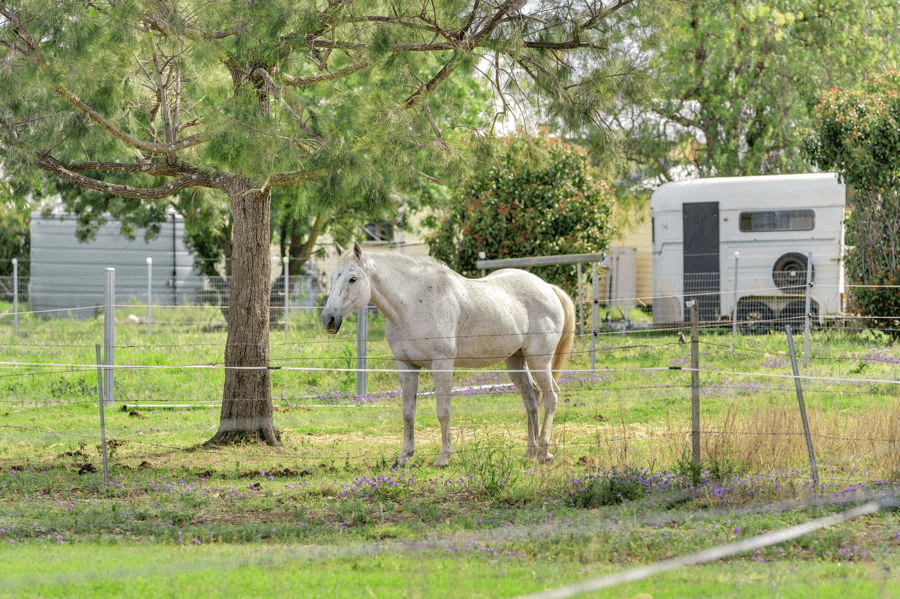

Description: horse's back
[450,268,568,366]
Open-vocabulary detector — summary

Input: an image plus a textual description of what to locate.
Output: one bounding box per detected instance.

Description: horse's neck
[367,255,427,324]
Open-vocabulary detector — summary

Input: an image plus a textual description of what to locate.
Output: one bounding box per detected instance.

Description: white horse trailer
[651,173,846,332]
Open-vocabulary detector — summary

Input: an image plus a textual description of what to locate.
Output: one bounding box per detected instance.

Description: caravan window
[739,209,815,232]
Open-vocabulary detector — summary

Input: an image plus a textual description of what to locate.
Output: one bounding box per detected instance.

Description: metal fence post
[356,307,367,397]
[732,251,739,337]
[803,251,813,367]
[146,257,152,336]
[95,344,110,484]
[104,268,115,406]
[591,261,598,373]
[12,257,18,336]
[576,262,583,334]
[283,256,289,336]
[786,325,819,485]
[689,299,701,479]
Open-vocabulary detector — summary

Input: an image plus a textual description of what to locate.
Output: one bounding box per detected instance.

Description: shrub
[805,70,900,337]
[427,133,614,297]
[566,466,656,508]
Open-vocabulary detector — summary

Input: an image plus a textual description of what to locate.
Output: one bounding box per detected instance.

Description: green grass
[2,302,900,596]
[5,543,895,599]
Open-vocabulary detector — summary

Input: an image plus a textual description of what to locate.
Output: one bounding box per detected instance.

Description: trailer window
[739,209,815,232]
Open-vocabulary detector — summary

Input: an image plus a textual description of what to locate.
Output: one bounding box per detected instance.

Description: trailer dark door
[683,201,720,322]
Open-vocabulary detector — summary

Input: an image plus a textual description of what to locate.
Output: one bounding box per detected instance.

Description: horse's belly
[451,335,524,368]
[387,331,522,369]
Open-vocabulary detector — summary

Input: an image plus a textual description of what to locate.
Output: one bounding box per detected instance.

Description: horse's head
[321,241,372,334]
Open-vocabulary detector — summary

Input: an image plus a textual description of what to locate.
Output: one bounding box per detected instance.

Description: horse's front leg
[432,360,455,467]
[396,361,420,466]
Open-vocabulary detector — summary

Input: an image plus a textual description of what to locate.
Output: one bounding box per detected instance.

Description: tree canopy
[614,0,899,184]
[804,70,900,336]
[1,1,650,446]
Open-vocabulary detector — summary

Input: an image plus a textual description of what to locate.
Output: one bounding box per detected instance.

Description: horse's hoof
[434,455,450,468]
[539,452,555,463]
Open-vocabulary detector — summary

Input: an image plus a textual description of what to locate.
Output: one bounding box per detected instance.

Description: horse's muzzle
[322,313,342,334]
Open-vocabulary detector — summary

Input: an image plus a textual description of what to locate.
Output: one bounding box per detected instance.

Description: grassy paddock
[1,302,900,597]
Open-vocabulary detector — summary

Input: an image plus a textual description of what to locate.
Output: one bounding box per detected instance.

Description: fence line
[4,262,900,323]
[1,358,898,390]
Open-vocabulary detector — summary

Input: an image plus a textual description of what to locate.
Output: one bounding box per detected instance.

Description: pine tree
[1,1,649,446]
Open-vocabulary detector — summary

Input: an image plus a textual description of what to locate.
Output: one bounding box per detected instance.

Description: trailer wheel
[737,301,775,335]
[779,300,819,331]
[772,253,813,294]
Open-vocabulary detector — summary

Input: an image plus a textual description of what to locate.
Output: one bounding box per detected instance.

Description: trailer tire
[737,301,775,335]
[779,300,819,331]
[772,253,813,294]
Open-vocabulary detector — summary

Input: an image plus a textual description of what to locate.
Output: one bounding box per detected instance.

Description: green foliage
[459,437,522,501]
[617,0,899,183]
[0,180,31,277]
[427,134,613,296]
[804,70,900,336]
[566,466,653,508]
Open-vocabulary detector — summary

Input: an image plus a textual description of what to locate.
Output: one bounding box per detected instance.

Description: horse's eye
[349,277,357,284]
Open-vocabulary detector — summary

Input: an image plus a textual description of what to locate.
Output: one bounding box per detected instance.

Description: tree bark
[205,178,280,447]
[288,212,326,276]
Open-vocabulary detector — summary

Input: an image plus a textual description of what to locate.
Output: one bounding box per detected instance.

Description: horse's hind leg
[432,360,455,467]
[506,351,540,458]
[397,361,420,466]
[527,359,560,463]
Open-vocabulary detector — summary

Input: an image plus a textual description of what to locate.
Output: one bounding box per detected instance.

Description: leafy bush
[427,134,614,297]
[805,70,900,336]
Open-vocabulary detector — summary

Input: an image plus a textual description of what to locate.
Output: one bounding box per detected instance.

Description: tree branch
[404,0,527,110]
[252,67,323,150]
[265,169,324,189]
[35,152,217,199]
[65,159,182,177]
[281,59,372,87]
[54,85,208,154]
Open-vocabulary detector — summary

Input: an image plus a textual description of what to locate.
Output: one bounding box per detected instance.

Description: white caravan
[651,173,846,332]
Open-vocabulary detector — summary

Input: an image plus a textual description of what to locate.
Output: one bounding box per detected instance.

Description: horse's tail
[551,285,576,382]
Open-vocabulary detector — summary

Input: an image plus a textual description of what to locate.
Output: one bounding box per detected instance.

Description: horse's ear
[335,242,345,255]
[353,241,363,259]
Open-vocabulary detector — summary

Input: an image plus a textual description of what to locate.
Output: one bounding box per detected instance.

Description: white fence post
[732,251,739,336]
[11,257,18,336]
[591,261,598,373]
[104,268,115,406]
[146,257,152,336]
[803,251,813,367]
[283,256,289,336]
[356,307,367,397]
[576,262,583,333]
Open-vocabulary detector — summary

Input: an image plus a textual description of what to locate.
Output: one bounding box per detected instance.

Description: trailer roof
[650,173,845,213]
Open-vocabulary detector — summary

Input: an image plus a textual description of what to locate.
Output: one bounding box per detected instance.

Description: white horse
[321,242,576,467]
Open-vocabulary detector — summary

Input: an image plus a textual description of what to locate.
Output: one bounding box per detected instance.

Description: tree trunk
[288,212,325,276]
[205,179,281,447]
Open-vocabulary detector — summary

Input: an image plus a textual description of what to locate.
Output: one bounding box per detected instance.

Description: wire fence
[1,311,898,473]
[3,289,900,594]
[4,258,900,599]
[2,260,900,472]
